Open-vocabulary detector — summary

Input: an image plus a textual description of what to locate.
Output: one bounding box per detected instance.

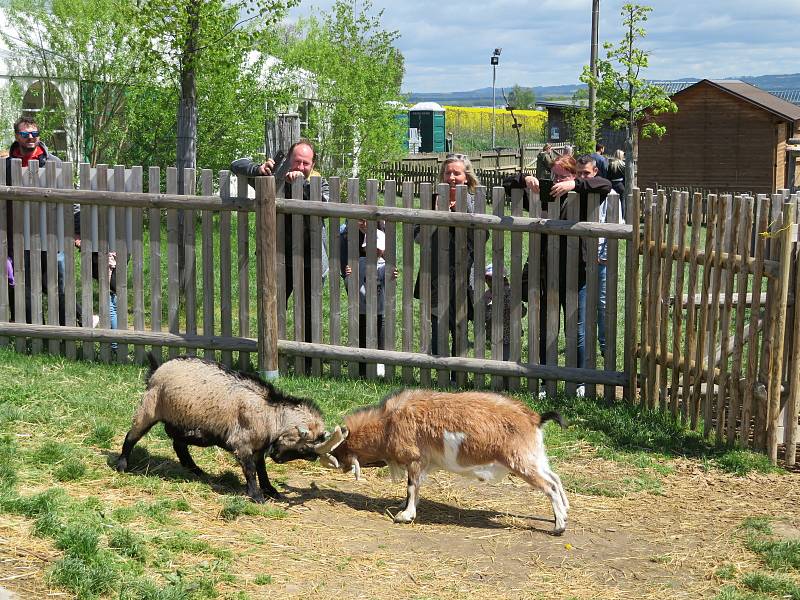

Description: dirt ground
[1,454,798,600]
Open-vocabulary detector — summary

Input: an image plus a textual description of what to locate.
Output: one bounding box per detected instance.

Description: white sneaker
[538,388,547,400]
[91,315,100,328]
[576,385,585,398]
[376,363,385,377]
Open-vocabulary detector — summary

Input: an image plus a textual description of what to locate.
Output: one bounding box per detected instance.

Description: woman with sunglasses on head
[413,154,477,371]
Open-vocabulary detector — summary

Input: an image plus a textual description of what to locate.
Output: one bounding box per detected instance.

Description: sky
[286,0,800,93]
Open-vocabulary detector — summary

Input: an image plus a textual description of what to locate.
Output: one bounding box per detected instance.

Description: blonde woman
[414,153,477,362]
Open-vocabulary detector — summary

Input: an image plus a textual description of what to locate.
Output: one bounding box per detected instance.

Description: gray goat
[116,355,344,502]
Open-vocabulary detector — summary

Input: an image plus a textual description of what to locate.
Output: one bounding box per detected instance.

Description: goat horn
[313,425,347,455]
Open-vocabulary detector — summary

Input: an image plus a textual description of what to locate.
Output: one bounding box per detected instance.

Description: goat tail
[145,351,161,384]
[540,411,566,429]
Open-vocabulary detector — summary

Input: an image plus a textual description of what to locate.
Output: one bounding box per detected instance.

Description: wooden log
[605,192,621,403]
[716,196,742,441]
[165,168,180,361]
[236,168,249,369]
[219,173,233,368]
[545,201,559,398]
[639,191,654,406]
[328,177,342,378]
[453,185,469,388]
[623,189,641,404]
[473,187,487,390]
[291,177,307,375]
[657,191,678,410]
[96,167,111,362]
[365,181,379,380]
[491,186,505,390]
[148,167,162,364]
[113,166,129,363]
[766,200,794,463]
[564,193,579,397]
[419,183,432,387]
[509,189,523,391]
[27,163,43,354]
[201,170,215,362]
[256,177,279,380]
[742,196,770,447]
[585,192,600,399]
[44,163,60,355]
[692,195,717,429]
[729,196,754,444]
[528,190,543,398]
[130,166,145,364]
[402,181,415,384]
[384,180,397,381]
[704,196,727,437]
[646,194,665,408]
[309,177,323,376]
[436,182,450,388]
[347,178,360,379]
[682,195,703,424]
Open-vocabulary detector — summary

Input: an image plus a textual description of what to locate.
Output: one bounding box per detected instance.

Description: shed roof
[409,102,445,112]
[675,79,800,122]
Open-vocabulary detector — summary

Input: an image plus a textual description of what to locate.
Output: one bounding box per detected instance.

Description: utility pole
[491,48,501,149]
[589,0,600,143]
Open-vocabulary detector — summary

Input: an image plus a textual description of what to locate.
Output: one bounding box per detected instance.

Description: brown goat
[328,389,569,534]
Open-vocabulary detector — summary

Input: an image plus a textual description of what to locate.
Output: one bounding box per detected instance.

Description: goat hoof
[552,526,566,536]
[116,459,127,473]
[393,511,414,524]
[265,489,284,501]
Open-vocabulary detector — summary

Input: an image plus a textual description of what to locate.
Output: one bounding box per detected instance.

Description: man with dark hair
[5,116,69,325]
[590,142,608,179]
[231,140,329,362]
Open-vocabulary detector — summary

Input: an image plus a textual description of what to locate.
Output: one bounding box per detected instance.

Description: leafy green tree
[134,0,298,187]
[276,0,405,180]
[1,0,148,165]
[563,89,594,156]
[507,85,536,110]
[580,3,677,194]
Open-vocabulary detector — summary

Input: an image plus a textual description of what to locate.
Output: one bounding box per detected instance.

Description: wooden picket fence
[2,157,798,465]
[638,188,800,464]
[0,159,630,399]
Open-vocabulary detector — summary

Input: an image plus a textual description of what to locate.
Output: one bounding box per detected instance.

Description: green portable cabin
[409,102,446,152]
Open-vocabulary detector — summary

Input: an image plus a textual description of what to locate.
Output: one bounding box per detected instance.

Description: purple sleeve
[6,256,13,286]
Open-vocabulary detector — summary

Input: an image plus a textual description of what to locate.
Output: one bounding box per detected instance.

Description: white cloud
[287,0,800,93]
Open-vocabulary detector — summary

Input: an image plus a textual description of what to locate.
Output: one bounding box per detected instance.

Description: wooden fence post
[256,176,279,380]
[766,199,795,463]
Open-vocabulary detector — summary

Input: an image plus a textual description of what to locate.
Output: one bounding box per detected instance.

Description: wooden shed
[637,79,800,195]
[537,100,625,155]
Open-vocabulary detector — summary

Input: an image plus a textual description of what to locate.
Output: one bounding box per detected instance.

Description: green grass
[0,347,791,598]
[717,516,800,599]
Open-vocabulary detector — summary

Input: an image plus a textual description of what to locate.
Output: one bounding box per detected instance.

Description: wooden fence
[0,158,631,399]
[2,157,798,465]
[638,188,800,464]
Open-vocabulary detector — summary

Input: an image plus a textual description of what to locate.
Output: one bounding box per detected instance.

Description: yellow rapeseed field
[444,105,547,141]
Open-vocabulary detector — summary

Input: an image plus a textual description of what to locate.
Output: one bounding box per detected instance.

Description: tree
[580,3,677,196]
[2,0,150,165]
[507,85,536,110]
[563,89,594,156]
[276,0,405,179]
[134,0,298,190]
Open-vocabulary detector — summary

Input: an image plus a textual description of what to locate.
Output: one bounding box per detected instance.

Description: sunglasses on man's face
[17,131,40,139]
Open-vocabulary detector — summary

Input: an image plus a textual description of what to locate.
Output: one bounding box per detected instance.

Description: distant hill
[405,73,800,106]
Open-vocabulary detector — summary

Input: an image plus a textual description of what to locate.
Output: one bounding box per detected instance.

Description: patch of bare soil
[1,456,798,599]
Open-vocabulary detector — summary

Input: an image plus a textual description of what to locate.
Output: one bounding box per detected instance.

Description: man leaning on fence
[4,116,70,325]
[230,139,329,355]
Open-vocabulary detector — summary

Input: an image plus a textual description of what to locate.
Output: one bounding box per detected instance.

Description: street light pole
[589,0,600,143]
[491,48,501,149]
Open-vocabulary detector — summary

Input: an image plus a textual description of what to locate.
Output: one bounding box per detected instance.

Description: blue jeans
[577,262,607,368]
